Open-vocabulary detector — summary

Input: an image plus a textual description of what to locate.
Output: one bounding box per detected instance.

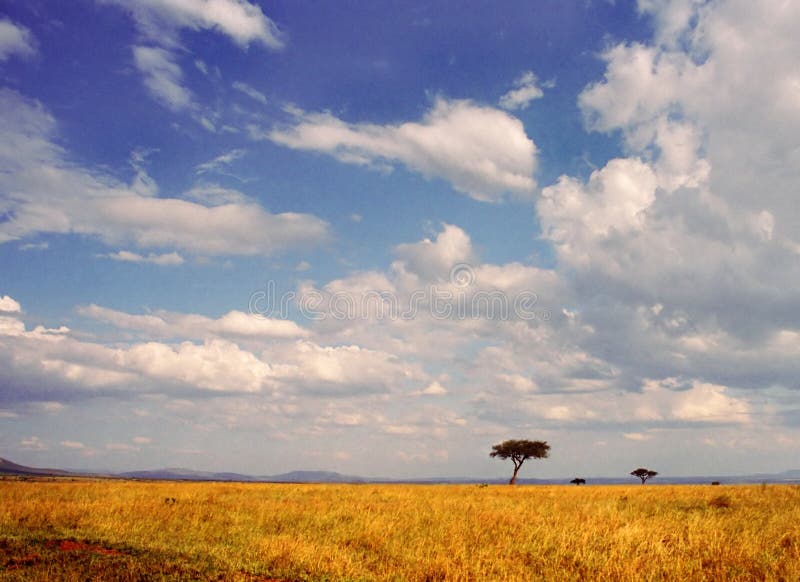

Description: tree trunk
[509,464,521,485]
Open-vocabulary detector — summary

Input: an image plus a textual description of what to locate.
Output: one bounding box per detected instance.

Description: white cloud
[0,90,330,256]
[1,305,425,400]
[195,149,246,175]
[61,440,86,449]
[133,45,194,112]
[19,241,49,251]
[267,98,538,202]
[295,223,563,364]
[107,0,282,117]
[232,81,268,105]
[539,157,658,267]
[20,436,46,451]
[519,2,800,411]
[262,340,425,394]
[497,373,538,393]
[580,0,800,235]
[78,304,310,340]
[99,250,185,266]
[666,380,751,423]
[420,381,447,396]
[0,19,36,61]
[394,223,475,282]
[623,432,652,441]
[499,71,547,110]
[0,295,21,313]
[120,339,276,393]
[108,0,284,49]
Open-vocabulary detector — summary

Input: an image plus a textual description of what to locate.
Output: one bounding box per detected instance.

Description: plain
[1,479,799,581]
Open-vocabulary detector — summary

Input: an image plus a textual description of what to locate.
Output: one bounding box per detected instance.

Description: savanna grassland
[1,478,799,581]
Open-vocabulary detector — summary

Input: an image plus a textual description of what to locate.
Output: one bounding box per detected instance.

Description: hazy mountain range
[3,457,800,485]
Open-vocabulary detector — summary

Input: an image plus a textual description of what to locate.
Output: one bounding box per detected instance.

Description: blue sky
[1,0,799,479]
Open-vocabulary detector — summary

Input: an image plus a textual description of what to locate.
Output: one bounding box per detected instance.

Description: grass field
[1,478,799,581]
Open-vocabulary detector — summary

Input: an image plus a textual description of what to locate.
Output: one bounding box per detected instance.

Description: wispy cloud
[232,81,267,105]
[106,0,285,49]
[499,71,549,110]
[0,19,36,61]
[133,45,194,112]
[98,250,185,266]
[0,90,330,256]
[195,149,246,175]
[20,436,47,451]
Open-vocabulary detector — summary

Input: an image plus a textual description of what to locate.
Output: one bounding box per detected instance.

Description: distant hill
[118,468,259,481]
[118,468,365,483]
[267,470,365,483]
[3,456,800,484]
[0,457,72,477]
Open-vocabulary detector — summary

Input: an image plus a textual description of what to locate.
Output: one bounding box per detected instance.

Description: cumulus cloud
[287,224,564,385]
[580,0,800,234]
[528,0,800,409]
[261,340,426,395]
[475,369,752,427]
[0,90,330,255]
[394,223,476,282]
[120,339,276,393]
[0,295,21,313]
[1,300,424,403]
[540,158,658,254]
[0,18,36,61]
[267,98,538,202]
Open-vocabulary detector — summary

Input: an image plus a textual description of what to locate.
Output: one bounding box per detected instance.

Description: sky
[1,0,799,479]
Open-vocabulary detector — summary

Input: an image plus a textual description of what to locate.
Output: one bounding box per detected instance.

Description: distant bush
[711,481,721,486]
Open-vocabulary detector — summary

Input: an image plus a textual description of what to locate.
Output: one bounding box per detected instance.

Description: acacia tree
[490,439,550,485]
[570,478,586,486]
[631,468,658,484]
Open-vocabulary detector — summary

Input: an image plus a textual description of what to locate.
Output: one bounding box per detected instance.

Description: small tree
[490,439,550,485]
[631,468,658,485]
[570,478,586,486]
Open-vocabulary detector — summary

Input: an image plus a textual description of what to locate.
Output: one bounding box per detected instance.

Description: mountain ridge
[3,457,800,484]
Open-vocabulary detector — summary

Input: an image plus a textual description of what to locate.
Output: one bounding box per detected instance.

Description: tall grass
[1,479,799,580]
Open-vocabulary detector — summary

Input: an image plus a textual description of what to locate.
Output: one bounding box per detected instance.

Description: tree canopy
[630,468,658,484]
[490,439,550,485]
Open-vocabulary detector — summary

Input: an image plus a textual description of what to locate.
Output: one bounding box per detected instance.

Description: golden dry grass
[1,478,799,580]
